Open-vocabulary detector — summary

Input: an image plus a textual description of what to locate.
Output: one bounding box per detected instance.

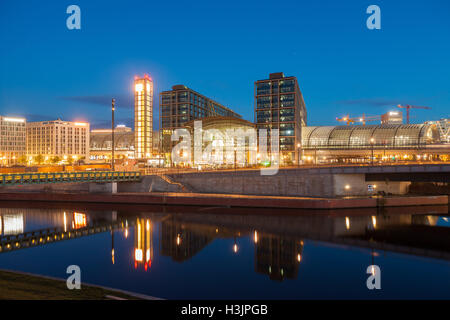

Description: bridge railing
[0,171,141,185]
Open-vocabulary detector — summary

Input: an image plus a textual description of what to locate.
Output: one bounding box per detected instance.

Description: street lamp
[111,98,115,171]
[370,137,375,165]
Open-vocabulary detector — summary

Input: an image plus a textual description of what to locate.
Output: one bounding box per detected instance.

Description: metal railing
[0,171,141,185]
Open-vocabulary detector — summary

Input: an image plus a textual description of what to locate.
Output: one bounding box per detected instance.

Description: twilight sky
[0,0,449,129]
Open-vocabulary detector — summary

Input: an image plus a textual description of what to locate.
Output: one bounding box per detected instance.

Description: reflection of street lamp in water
[233,236,238,253]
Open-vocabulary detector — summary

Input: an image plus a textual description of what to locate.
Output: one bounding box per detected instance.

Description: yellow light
[371,265,376,276]
[135,83,143,92]
[345,217,350,230]
[254,230,258,243]
[297,253,302,262]
[135,248,143,262]
[176,234,181,246]
[372,216,377,228]
[345,184,351,190]
[233,244,238,253]
[74,122,87,126]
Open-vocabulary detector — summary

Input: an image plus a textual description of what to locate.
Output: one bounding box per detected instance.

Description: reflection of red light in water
[134,261,137,269]
[144,262,148,271]
[73,212,86,229]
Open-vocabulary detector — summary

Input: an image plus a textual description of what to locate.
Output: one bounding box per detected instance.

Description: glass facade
[160,85,242,154]
[254,73,307,164]
[134,75,153,158]
[302,124,440,149]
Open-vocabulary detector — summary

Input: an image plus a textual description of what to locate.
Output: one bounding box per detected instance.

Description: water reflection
[0,205,449,284]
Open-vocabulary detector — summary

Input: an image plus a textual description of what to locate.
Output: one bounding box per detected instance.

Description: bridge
[0,219,134,254]
[0,171,141,186]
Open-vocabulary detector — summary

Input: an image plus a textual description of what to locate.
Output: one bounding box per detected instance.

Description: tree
[51,156,61,164]
[17,155,27,165]
[34,154,44,165]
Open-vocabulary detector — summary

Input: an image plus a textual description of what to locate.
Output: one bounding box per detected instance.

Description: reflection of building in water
[159,220,216,262]
[255,233,303,282]
[72,212,87,229]
[0,213,24,235]
[134,218,153,270]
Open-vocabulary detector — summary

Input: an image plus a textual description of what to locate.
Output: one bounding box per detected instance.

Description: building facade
[301,124,448,163]
[159,85,242,160]
[134,74,153,159]
[381,111,403,124]
[0,116,26,165]
[255,72,307,165]
[26,119,89,163]
[90,125,134,161]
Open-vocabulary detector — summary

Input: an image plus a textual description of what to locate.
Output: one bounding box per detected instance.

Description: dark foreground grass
[0,270,141,300]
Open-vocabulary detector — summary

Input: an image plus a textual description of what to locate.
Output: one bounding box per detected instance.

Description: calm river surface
[0,202,449,299]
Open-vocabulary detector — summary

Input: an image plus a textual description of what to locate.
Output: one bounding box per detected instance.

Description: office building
[134,74,153,159]
[255,72,307,165]
[159,85,242,157]
[26,119,89,163]
[0,116,26,165]
[381,111,403,124]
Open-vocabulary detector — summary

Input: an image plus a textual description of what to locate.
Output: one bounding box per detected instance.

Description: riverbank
[0,192,447,209]
[0,269,160,300]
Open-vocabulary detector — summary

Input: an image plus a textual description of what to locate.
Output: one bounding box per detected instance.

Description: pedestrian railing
[0,171,141,185]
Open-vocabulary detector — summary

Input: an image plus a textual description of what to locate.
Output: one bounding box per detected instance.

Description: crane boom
[396,104,431,124]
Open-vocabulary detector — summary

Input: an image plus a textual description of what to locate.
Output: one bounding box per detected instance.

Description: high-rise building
[381,111,403,124]
[254,72,307,164]
[0,116,26,165]
[159,85,242,155]
[134,74,153,159]
[26,119,89,163]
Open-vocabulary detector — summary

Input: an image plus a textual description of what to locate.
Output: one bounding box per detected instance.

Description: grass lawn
[0,270,142,300]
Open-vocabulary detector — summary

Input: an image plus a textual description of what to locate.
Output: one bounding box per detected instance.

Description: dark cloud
[60,95,133,109]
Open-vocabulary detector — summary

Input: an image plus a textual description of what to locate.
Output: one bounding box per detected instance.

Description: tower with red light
[134,74,153,158]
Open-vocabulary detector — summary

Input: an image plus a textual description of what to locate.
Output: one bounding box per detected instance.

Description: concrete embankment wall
[0,175,183,194]
[0,170,410,198]
[168,169,410,197]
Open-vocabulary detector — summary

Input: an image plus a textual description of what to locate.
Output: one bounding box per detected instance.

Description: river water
[0,202,449,299]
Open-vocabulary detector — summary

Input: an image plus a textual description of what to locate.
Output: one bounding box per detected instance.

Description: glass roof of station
[302,124,440,149]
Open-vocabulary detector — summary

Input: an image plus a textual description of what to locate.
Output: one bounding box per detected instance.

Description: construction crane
[336,114,380,126]
[397,104,431,124]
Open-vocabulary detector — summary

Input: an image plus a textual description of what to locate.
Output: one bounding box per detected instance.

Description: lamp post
[111,98,115,171]
[370,137,375,165]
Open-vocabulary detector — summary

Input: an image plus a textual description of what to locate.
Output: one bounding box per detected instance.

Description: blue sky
[0,0,449,128]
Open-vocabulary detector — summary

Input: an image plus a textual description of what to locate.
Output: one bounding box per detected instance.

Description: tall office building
[159,85,242,155]
[0,116,26,165]
[26,119,89,162]
[134,74,153,159]
[254,72,307,164]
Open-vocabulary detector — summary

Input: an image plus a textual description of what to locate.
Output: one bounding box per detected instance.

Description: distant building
[90,127,160,162]
[381,111,403,124]
[0,116,26,165]
[134,74,153,159]
[90,125,134,161]
[26,119,89,163]
[255,72,307,165]
[159,85,242,159]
